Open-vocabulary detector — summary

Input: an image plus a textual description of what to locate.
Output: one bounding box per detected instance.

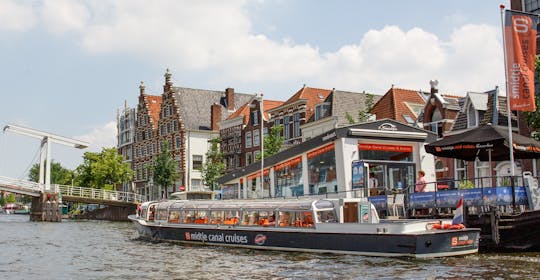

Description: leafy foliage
[346,93,376,124]
[28,161,75,185]
[358,93,375,123]
[152,140,179,199]
[202,138,225,190]
[256,125,284,160]
[74,148,133,189]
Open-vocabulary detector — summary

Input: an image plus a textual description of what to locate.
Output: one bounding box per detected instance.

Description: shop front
[217,119,436,200]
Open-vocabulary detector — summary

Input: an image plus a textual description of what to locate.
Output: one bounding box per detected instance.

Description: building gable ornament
[378,123,398,131]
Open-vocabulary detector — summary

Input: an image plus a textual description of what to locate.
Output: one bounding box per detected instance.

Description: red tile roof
[262,100,284,119]
[226,99,284,124]
[281,86,332,120]
[371,87,426,124]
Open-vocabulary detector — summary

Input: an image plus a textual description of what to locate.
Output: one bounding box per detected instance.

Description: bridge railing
[54,184,144,204]
[0,175,41,192]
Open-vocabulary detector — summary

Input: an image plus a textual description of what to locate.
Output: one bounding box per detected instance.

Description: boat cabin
[139,198,380,228]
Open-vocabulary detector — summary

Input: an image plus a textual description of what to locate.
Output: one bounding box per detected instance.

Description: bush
[458,180,474,189]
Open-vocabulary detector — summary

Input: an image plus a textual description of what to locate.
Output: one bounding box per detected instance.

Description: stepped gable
[173,87,255,130]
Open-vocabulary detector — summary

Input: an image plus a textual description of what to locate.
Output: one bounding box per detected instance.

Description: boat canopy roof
[163,199,335,212]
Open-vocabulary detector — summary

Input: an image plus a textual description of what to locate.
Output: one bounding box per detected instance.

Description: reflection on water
[1,214,540,280]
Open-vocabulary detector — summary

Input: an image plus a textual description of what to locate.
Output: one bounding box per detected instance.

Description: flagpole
[260,93,267,197]
[500,4,516,177]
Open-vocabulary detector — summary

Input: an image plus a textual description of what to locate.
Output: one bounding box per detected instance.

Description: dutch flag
[452,198,464,225]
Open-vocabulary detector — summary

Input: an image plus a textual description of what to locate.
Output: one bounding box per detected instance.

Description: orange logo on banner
[504,10,539,112]
[358,143,413,153]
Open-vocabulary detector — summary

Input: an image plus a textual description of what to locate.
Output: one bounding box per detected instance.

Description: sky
[0,0,511,179]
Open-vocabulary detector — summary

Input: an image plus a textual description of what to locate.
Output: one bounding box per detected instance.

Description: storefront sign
[246,169,270,180]
[358,143,413,153]
[274,156,302,171]
[307,143,335,159]
[378,123,397,131]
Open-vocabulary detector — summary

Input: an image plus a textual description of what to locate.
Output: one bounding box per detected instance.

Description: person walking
[415,170,427,193]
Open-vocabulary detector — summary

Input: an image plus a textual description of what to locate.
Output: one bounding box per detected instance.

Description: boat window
[314,200,334,210]
[182,210,195,223]
[278,211,314,228]
[148,205,156,221]
[194,210,209,224]
[223,210,240,225]
[141,208,147,219]
[156,208,168,221]
[168,210,181,223]
[316,210,336,223]
[209,210,224,224]
[242,210,260,226]
[257,210,276,227]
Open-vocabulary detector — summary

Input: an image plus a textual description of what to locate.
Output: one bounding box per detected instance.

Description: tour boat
[128,198,479,258]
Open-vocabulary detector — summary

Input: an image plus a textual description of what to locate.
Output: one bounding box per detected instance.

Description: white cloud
[0,1,505,97]
[0,0,36,31]
[41,0,90,33]
[76,122,117,152]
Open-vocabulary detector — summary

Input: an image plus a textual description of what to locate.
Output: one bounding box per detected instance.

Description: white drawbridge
[2,124,89,191]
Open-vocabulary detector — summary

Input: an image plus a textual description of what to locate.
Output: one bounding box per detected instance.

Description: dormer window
[467,103,478,128]
[315,103,330,121]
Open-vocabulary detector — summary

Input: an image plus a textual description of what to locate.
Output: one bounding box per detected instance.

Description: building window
[173,120,178,131]
[284,116,290,139]
[246,152,252,165]
[167,123,171,134]
[253,129,260,147]
[175,137,181,149]
[245,131,252,148]
[293,113,300,137]
[251,110,259,126]
[307,145,336,195]
[467,103,477,128]
[193,155,203,170]
[274,157,303,197]
[315,103,330,120]
[455,159,467,182]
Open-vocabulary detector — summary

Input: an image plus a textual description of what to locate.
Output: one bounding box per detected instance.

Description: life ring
[429,223,465,230]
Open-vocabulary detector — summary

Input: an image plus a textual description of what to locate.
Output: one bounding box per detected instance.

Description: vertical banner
[504,10,539,112]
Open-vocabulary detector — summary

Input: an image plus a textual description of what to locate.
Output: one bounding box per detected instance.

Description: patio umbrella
[424,124,540,161]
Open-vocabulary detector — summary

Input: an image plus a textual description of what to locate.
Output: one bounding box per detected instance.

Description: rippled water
[1,214,540,280]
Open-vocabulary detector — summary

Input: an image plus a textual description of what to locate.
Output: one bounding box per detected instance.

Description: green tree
[74,148,133,189]
[256,125,284,160]
[202,138,225,191]
[525,57,540,140]
[28,161,75,185]
[5,193,16,203]
[152,140,179,199]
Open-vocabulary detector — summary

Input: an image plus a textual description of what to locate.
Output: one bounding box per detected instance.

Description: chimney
[211,103,222,130]
[225,88,235,111]
[139,81,145,95]
[429,79,439,94]
[164,68,172,93]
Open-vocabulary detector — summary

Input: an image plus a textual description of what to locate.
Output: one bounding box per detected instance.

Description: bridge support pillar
[30,192,62,222]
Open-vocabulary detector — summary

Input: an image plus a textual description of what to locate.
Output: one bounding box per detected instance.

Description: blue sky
[0,0,510,179]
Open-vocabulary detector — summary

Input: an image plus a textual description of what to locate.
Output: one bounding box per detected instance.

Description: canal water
[1,214,539,280]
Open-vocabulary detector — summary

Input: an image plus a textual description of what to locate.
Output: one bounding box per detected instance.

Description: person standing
[415,170,427,193]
